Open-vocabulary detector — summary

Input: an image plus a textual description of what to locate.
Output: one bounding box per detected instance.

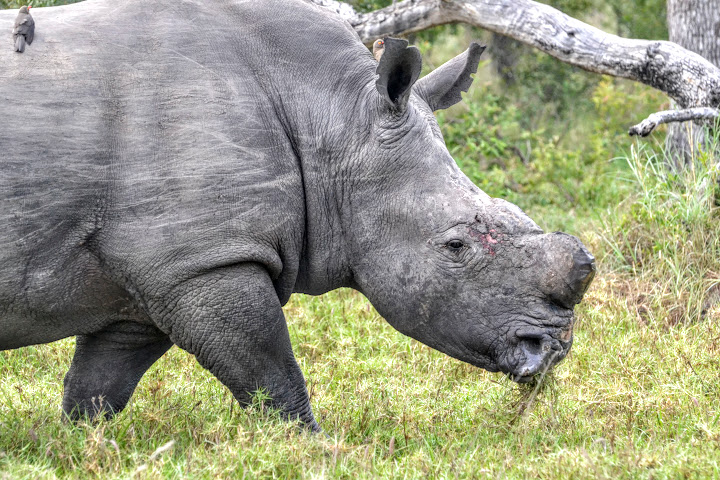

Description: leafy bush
[344,0,391,12]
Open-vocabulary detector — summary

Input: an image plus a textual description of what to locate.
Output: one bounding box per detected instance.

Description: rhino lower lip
[510,328,566,381]
[511,365,556,383]
[510,351,561,382]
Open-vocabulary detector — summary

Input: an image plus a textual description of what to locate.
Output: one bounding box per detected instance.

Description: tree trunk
[668,0,720,67]
[489,33,524,86]
[666,0,720,160]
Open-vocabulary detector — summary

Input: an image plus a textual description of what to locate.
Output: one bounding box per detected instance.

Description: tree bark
[311,0,720,117]
[667,0,720,67]
[665,0,719,158]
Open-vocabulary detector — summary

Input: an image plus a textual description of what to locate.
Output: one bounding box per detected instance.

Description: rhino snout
[537,232,595,309]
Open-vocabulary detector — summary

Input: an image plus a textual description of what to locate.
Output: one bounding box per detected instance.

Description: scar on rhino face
[466,224,501,255]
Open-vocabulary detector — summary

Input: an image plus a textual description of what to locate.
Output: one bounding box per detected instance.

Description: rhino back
[0,0,364,346]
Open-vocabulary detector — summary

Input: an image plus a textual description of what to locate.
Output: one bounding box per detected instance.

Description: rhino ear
[375,37,423,111]
[414,42,486,111]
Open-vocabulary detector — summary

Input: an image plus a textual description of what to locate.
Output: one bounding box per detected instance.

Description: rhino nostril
[521,336,542,355]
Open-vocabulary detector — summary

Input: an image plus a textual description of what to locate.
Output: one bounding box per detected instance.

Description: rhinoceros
[0,0,595,431]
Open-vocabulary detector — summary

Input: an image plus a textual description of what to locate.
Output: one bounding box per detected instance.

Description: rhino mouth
[507,323,573,382]
[459,320,573,382]
[428,303,575,382]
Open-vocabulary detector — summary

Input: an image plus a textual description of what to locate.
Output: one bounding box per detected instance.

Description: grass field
[2,3,720,479]
[2,262,720,478]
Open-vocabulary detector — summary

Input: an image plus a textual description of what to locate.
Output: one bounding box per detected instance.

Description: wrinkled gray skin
[0,0,594,431]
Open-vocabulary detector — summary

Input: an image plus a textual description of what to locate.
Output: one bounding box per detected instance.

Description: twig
[148,440,175,462]
[133,440,176,476]
[628,107,720,137]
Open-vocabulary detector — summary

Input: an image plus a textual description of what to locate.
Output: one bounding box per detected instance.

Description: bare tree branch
[628,107,720,137]
[310,0,720,113]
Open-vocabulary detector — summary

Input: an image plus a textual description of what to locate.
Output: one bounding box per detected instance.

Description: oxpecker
[372,38,384,62]
[13,6,34,53]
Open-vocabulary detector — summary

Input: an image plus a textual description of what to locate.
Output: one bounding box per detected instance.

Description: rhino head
[342,38,595,381]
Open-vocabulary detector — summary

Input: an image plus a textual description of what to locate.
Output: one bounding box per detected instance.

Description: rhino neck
[251,37,379,296]
[286,81,380,296]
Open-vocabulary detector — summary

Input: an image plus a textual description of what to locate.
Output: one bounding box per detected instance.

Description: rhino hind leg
[62,322,172,421]
[152,262,319,431]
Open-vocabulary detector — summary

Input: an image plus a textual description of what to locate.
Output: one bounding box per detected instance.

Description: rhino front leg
[153,262,319,431]
[62,323,173,420]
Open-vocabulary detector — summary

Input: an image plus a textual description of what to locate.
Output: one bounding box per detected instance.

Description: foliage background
[2,0,719,478]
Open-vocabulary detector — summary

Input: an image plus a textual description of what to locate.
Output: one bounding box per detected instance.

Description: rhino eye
[446,240,465,252]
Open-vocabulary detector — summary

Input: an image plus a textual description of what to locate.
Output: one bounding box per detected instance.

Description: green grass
[3,2,720,478]
[2,280,720,478]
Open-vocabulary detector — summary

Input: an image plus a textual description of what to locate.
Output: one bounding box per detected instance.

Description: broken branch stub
[628,107,720,137]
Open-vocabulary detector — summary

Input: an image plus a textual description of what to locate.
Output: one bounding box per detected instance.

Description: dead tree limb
[311,0,720,118]
[628,107,720,137]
